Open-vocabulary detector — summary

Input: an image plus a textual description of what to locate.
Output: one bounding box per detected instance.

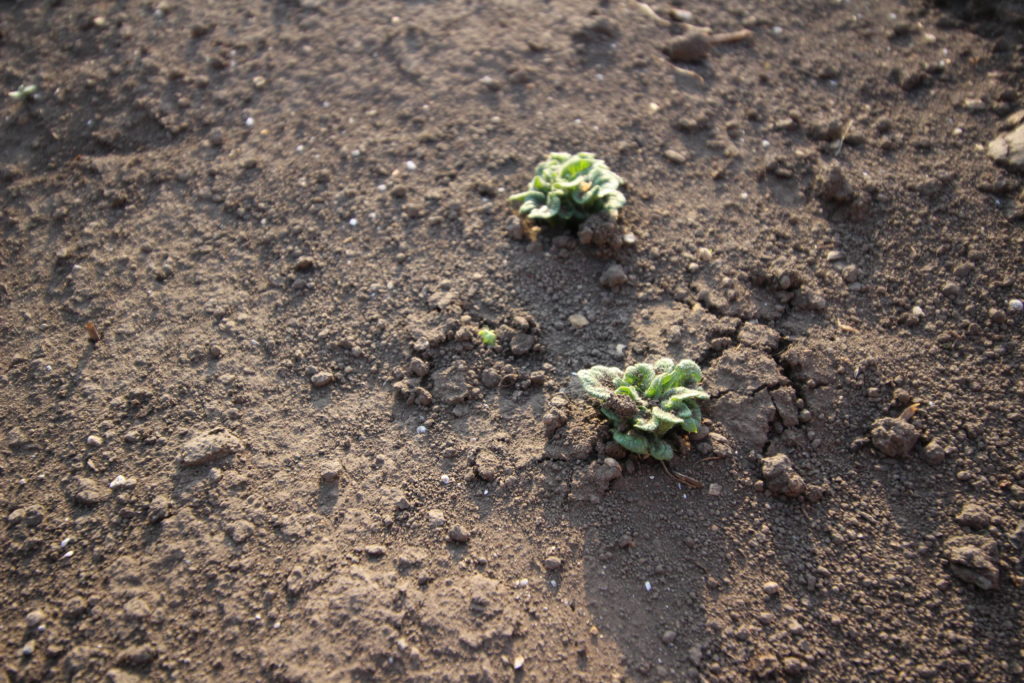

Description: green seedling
[8,84,38,101]
[478,327,497,347]
[509,152,625,226]
[576,358,708,461]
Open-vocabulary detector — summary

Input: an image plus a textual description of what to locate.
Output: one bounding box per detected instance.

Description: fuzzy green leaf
[613,430,650,456]
[648,438,674,461]
[622,363,654,391]
[633,412,660,433]
[651,406,686,435]
[653,358,675,373]
[614,385,642,404]
[576,366,623,400]
[680,417,699,433]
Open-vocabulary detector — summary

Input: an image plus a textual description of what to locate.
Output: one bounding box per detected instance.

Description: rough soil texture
[2,1,1024,681]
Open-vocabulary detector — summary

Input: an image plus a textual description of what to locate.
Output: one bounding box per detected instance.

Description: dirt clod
[870,417,918,458]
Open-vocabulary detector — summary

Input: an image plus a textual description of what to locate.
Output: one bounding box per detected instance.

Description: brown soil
[2,1,1024,681]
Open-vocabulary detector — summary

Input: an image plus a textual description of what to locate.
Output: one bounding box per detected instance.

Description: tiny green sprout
[509,152,625,226]
[8,84,38,101]
[478,328,497,347]
[576,358,708,461]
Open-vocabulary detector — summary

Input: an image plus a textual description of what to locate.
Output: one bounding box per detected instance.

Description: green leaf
[651,406,686,435]
[653,358,674,373]
[529,204,556,220]
[600,406,621,425]
[663,386,709,402]
[674,359,703,385]
[613,430,650,456]
[680,417,699,433]
[648,437,674,461]
[660,395,693,417]
[622,363,654,391]
[633,412,659,433]
[576,366,623,400]
[614,385,642,404]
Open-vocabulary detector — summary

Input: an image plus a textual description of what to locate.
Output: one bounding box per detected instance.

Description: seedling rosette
[576,358,707,461]
[509,152,625,226]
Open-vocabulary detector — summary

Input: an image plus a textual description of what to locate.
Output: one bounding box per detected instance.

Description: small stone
[944,535,1000,590]
[8,505,44,527]
[25,609,45,628]
[179,430,243,467]
[448,525,471,543]
[826,250,845,262]
[708,483,723,496]
[761,454,806,498]
[814,161,856,204]
[310,371,335,388]
[294,255,316,272]
[665,30,712,63]
[955,503,990,531]
[426,509,446,527]
[663,149,687,165]
[86,434,104,448]
[513,656,525,670]
[116,644,157,668]
[941,281,961,298]
[696,247,713,261]
[542,556,563,571]
[227,520,255,543]
[320,463,343,484]
[509,333,535,356]
[147,495,172,524]
[1009,298,1023,314]
[123,597,152,620]
[568,313,590,328]
[870,417,918,458]
[763,581,781,595]
[599,263,628,289]
[108,475,136,490]
[72,477,111,505]
[987,123,1024,171]
[364,544,386,557]
[921,439,947,466]
[408,357,429,377]
[661,630,677,644]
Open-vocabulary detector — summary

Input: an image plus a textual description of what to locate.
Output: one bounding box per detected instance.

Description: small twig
[670,65,705,86]
[661,460,702,488]
[632,0,671,26]
[697,455,727,464]
[898,402,920,422]
[708,29,754,45]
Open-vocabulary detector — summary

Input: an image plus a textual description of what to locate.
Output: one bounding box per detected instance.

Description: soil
[2,0,1023,681]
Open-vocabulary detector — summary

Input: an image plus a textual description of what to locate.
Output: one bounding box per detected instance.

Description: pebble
[987,122,1024,171]
[108,475,136,490]
[663,149,687,164]
[426,509,446,527]
[72,477,111,505]
[513,656,525,670]
[665,30,712,63]
[568,313,590,328]
[25,609,45,628]
[86,434,104,448]
[179,430,243,467]
[320,463,343,484]
[696,247,713,261]
[941,281,961,298]
[295,255,316,272]
[147,495,172,524]
[364,545,386,557]
[661,630,677,644]
[1009,298,1023,313]
[763,581,781,595]
[310,371,335,388]
[708,483,723,496]
[448,525,471,543]
[542,556,563,571]
[600,263,628,289]
[826,250,845,262]
[408,357,429,377]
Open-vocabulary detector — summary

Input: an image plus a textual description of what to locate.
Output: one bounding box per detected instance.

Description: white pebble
[772,25,783,34]
[245,117,255,127]
[377,184,387,192]
[349,218,358,227]
[440,474,451,484]
[61,550,74,559]
[644,580,652,591]
[1009,299,1023,313]
[60,537,72,548]
[405,160,417,171]
[296,144,305,152]
[416,425,427,434]
[550,579,557,587]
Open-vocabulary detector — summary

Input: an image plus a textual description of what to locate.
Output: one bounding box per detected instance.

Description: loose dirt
[2,0,1023,681]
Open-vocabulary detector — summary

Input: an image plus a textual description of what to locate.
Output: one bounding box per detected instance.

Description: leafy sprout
[576,358,708,461]
[478,327,497,347]
[509,152,625,226]
[8,84,38,101]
